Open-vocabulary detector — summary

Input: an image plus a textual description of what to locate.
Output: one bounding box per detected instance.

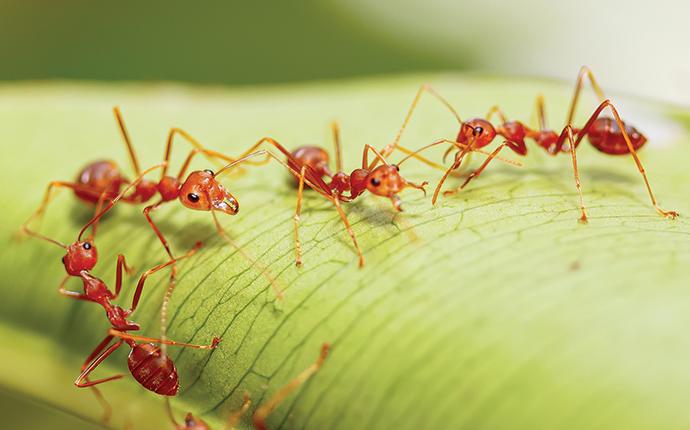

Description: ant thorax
[127,178,158,203]
[80,271,114,303]
[158,175,181,201]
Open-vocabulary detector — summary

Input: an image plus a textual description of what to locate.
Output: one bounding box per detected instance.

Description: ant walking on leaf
[382,66,678,222]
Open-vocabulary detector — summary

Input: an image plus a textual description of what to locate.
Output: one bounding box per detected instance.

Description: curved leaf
[1,75,689,429]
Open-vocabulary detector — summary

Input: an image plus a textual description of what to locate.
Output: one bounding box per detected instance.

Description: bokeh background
[1,0,687,104]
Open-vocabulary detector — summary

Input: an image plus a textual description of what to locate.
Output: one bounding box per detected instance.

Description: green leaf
[1,75,689,430]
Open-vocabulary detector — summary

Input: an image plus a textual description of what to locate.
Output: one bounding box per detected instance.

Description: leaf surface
[0,75,689,429]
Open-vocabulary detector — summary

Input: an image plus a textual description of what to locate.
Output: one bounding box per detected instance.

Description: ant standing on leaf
[230,125,431,268]
[384,66,678,222]
[167,343,330,430]
[73,246,221,414]
[109,108,284,300]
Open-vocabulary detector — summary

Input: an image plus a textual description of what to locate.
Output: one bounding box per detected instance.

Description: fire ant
[227,128,434,268]
[73,246,221,408]
[233,122,518,267]
[18,106,221,244]
[106,108,283,299]
[167,343,330,430]
[382,66,678,222]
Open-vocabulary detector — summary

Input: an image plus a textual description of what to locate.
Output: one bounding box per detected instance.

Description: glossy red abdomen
[128,343,179,396]
[74,160,126,203]
[586,117,647,155]
[291,146,331,177]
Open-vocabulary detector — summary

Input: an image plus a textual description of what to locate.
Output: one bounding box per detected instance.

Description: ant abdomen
[291,146,331,179]
[128,343,179,396]
[74,160,126,203]
[587,117,647,155]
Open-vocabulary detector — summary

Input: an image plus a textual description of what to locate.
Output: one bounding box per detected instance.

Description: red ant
[226,128,434,267]
[73,246,220,408]
[382,66,679,222]
[107,108,283,298]
[168,343,330,430]
[233,123,518,267]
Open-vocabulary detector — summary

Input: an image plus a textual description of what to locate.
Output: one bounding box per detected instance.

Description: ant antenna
[215,150,269,178]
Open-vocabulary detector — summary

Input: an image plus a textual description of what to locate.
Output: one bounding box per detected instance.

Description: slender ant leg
[253,343,330,430]
[293,166,307,267]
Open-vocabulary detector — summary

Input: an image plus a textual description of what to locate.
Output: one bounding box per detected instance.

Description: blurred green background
[0,0,448,85]
[1,0,688,104]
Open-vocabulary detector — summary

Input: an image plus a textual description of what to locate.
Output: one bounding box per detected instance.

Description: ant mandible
[167,343,330,430]
[382,66,678,222]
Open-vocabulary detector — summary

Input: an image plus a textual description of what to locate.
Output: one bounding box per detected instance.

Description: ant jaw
[213,196,239,215]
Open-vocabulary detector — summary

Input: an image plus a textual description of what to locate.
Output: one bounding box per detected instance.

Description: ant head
[179,170,239,215]
[182,412,210,430]
[62,240,98,276]
[458,119,496,148]
[366,164,406,197]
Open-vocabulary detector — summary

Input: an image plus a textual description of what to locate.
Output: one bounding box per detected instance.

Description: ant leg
[253,343,330,430]
[361,144,392,169]
[443,141,514,196]
[534,95,548,130]
[113,106,143,175]
[377,84,463,169]
[128,242,202,313]
[111,254,134,299]
[79,334,117,422]
[143,200,175,259]
[165,398,180,428]
[561,126,588,223]
[75,340,125,388]
[20,181,101,247]
[226,393,252,430]
[211,210,284,299]
[85,190,111,241]
[294,166,307,267]
[331,121,343,173]
[431,154,465,205]
[331,197,365,267]
[58,275,89,300]
[108,328,220,349]
[569,100,678,219]
[565,66,607,126]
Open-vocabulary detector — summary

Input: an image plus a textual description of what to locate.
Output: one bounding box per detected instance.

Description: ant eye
[473,126,484,136]
[370,178,381,187]
[187,192,200,203]
[393,164,400,171]
[82,242,92,250]
[203,169,214,176]
[61,256,66,264]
